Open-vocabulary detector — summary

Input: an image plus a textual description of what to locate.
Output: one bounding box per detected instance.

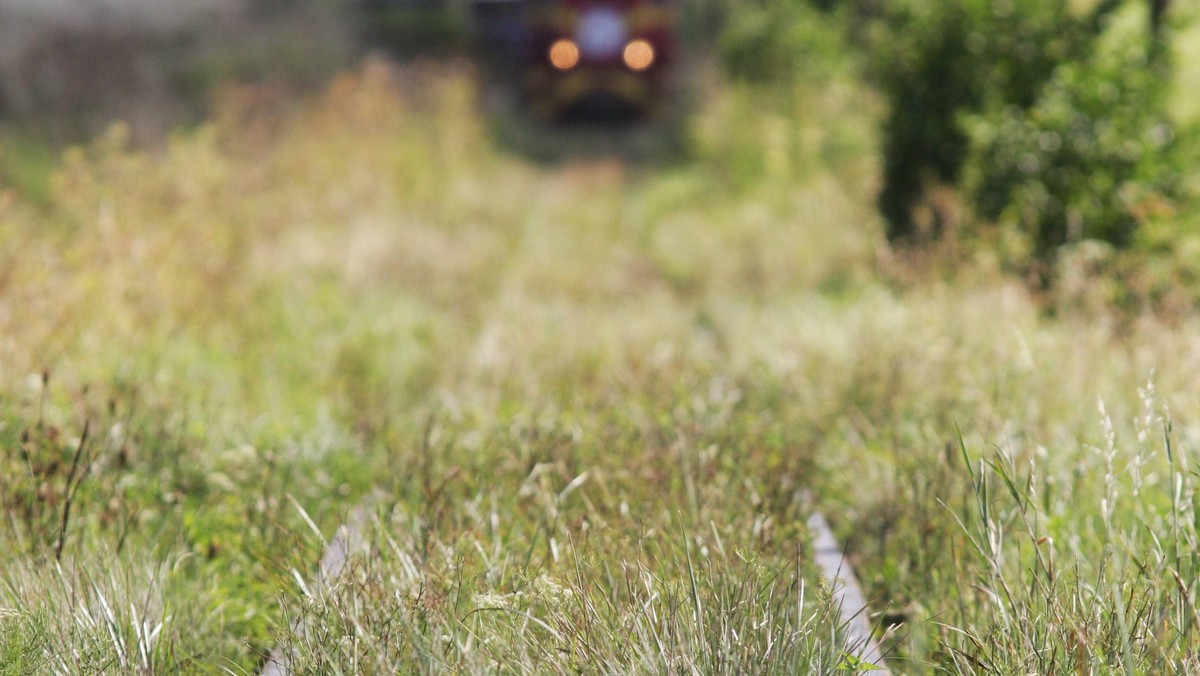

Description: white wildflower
[474,591,517,610]
[532,574,573,606]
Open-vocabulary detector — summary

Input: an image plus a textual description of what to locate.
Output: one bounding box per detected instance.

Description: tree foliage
[715,0,1192,269]
[964,30,1179,258]
[873,0,1193,266]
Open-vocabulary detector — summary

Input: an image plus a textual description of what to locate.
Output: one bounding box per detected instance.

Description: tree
[875,0,1175,254]
[1150,0,1170,36]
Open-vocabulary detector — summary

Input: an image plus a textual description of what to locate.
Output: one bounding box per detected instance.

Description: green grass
[1171,5,1200,124]
[0,132,58,207]
[1,52,1199,673]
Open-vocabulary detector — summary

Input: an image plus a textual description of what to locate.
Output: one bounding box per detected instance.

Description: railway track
[263,497,890,674]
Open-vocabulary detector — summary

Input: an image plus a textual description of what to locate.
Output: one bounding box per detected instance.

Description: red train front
[524,0,676,119]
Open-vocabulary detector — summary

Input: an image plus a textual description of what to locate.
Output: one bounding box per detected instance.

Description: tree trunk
[1150,0,1170,36]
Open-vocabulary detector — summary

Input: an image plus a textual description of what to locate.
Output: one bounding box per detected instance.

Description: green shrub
[362,5,470,55]
[717,0,849,83]
[874,0,1125,243]
[964,33,1181,259]
[0,133,56,207]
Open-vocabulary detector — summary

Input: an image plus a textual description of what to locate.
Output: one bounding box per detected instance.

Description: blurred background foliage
[0,0,354,142]
[0,0,1197,297]
[715,0,1199,295]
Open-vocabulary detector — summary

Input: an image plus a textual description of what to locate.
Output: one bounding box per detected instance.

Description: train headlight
[622,39,655,72]
[549,39,581,71]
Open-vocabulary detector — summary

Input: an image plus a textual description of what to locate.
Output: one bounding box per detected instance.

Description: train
[360,0,679,120]
[521,0,677,119]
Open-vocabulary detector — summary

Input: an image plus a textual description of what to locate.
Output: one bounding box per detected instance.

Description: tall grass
[2,51,1200,673]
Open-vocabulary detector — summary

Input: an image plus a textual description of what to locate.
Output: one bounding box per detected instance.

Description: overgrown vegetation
[724,0,1198,278]
[2,1,1200,673]
[0,57,881,671]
